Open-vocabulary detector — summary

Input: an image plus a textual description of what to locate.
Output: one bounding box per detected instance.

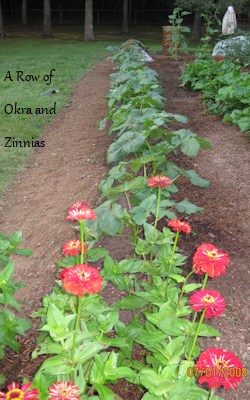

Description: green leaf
[9,231,22,247]
[184,170,209,188]
[139,369,161,393]
[143,222,159,243]
[0,240,10,252]
[40,354,74,375]
[99,210,122,236]
[116,295,147,310]
[158,317,192,336]
[13,248,32,257]
[0,261,15,284]
[175,198,204,214]
[87,248,109,262]
[107,131,146,163]
[94,384,116,400]
[197,323,221,337]
[183,283,202,293]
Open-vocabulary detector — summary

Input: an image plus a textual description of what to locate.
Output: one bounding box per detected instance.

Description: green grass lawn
[0,38,122,196]
[0,34,196,197]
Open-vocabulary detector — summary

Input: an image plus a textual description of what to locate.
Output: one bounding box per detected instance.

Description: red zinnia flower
[192,243,230,278]
[62,240,87,257]
[62,264,103,296]
[195,348,244,390]
[62,240,81,257]
[66,207,96,221]
[189,289,226,318]
[0,382,39,400]
[147,175,171,190]
[167,219,192,234]
[68,201,88,211]
[48,381,80,400]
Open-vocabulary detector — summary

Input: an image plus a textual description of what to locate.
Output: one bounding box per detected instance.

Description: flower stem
[124,190,132,213]
[178,270,194,305]
[72,295,83,363]
[79,220,85,264]
[154,187,162,229]
[188,308,206,361]
[208,387,215,400]
[202,272,209,290]
[166,231,179,280]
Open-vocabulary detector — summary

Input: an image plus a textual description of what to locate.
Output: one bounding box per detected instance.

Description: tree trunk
[122,0,129,33]
[193,11,202,38]
[84,0,95,41]
[0,1,4,37]
[43,0,52,37]
[22,0,27,25]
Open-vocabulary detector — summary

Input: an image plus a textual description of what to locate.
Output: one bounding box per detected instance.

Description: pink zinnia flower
[195,348,244,390]
[66,207,96,221]
[62,240,83,257]
[192,243,230,278]
[189,289,226,318]
[167,219,192,234]
[147,175,171,190]
[62,264,103,296]
[48,381,80,400]
[0,382,39,400]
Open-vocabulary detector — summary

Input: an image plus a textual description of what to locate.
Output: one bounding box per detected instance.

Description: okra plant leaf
[107,131,146,163]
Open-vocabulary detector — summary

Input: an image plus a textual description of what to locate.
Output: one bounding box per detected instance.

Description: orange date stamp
[187,367,247,378]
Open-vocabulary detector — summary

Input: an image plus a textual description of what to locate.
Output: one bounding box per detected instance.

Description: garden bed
[0,52,249,399]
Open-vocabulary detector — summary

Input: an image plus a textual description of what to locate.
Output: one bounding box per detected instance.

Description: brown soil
[0,55,249,399]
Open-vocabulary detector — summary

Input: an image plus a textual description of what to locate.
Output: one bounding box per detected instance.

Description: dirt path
[0,55,249,399]
[0,59,113,312]
[154,55,250,400]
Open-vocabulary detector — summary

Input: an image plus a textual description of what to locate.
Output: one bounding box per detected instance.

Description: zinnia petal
[195,348,244,390]
[48,381,80,400]
[147,175,171,190]
[189,289,226,318]
[167,219,192,234]
[0,382,39,400]
[62,264,103,296]
[192,243,230,278]
[66,207,96,221]
[62,240,85,257]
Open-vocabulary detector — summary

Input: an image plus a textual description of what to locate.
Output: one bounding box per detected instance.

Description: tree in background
[85,0,95,41]
[175,0,250,37]
[122,0,129,33]
[0,0,4,37]
[43,0,52,37]
[22,0,27,25]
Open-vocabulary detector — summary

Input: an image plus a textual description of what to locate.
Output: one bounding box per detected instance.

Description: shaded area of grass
[0,39,118,195]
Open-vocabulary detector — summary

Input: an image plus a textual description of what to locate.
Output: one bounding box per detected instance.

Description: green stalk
[124,190,132,212]
[177,270,194,306]
[166,231,179,281]
[202,272,209,290]
[208,387,215,400]
[72,295,83,363]
[188,308,206,361]
[154,186,162,229]
[79,220,85,264]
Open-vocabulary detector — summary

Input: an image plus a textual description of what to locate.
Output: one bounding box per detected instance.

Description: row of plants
[0,231,32,385]
[0,42,246,399]
[181,55,250,137]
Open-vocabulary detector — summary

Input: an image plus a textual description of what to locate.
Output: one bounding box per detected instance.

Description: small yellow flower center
[206,249,220,260]
[6,389,24,400]
[70,243,78,249]
[214,358,228,369]
[78,271,91,281]
[203,294,215,304]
